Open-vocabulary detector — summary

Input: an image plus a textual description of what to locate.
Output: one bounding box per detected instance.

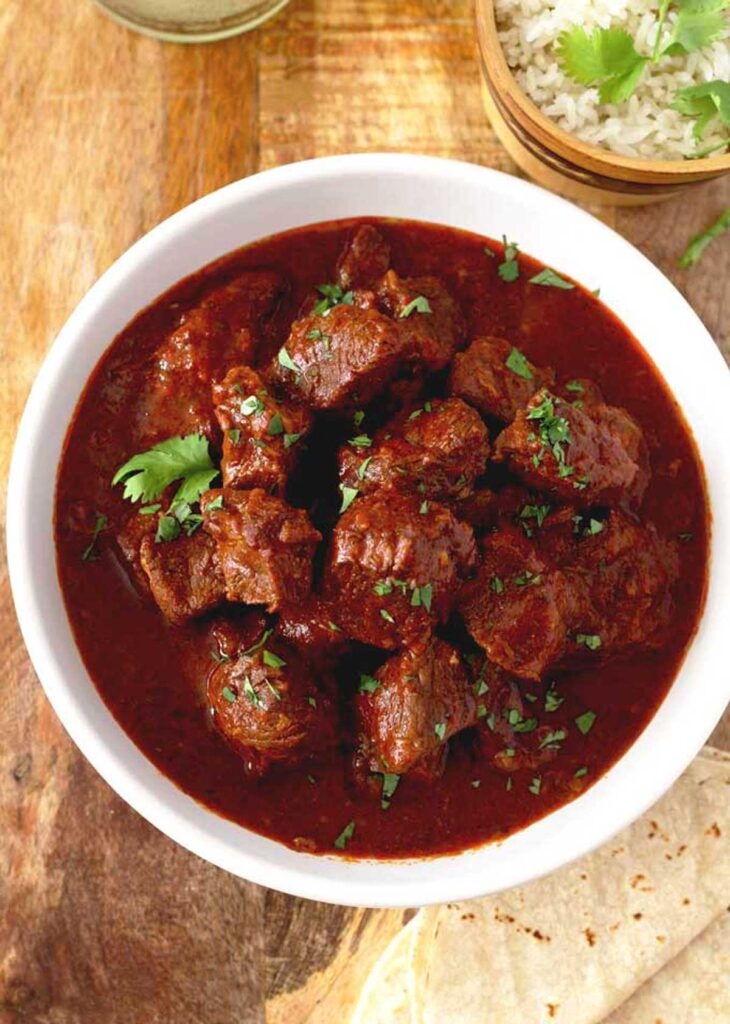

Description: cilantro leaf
[498,237,520,282]
[277,346,299,374]
[556,27,648,104]
[400,295,432,318]
[679,207,730,267]
[663,7,727,56]
[339,484,359,514]
[81,512,108,561]
[672,80,730,140]
[505,346,533,380]
[112,434,218,506]
[334,819,356,849]
[529,268,575,290]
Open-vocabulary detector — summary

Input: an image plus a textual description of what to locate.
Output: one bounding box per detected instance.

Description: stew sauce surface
[55,218,709,858]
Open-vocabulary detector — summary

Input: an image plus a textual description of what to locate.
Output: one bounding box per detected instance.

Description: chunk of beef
[461,510,678,681]
[213,366,313,493]
[277,596,350,665]
[448,336,554,423]
[357,638,477,775]
[139,271,285,443]
[271,302,414,412]
[207,630,336,777]
[472,660,562,774]
[116,510,156,594]
[376,270,465,371]
[201,488,321,611]
[338,398,490,501]
[323,491,478,649]
[337,225,391,290]
[460,525,583,682]
[494,389,648,508]
[562,510,679,660]
[139,527,225,624]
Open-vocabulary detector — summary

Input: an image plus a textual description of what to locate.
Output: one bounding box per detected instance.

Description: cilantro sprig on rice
[555,1,730,152]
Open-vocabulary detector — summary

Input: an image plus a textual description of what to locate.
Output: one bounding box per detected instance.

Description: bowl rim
[476,0,730,179]
[7,152,730,907]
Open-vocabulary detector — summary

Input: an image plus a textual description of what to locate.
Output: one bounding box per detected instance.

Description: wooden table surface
[1,2,728,1022]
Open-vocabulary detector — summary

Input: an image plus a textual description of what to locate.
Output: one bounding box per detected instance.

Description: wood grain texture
[0,1,727,1022]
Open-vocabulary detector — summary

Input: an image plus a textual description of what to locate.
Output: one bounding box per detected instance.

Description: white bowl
[8,154,730,908]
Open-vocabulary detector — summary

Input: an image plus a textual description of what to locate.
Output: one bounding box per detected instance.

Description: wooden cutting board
[1,2,728,1021]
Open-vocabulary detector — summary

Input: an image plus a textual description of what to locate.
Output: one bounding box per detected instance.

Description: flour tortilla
[409,748,730,1024]
[604,909,730,1024]
[351,915,419,1024]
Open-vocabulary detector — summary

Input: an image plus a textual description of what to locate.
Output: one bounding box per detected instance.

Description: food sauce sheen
[55,218,709,857]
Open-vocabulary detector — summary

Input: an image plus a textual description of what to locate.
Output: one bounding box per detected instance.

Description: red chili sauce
[55,218,709,858]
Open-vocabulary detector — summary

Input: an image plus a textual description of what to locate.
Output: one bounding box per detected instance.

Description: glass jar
[93,0,291,42]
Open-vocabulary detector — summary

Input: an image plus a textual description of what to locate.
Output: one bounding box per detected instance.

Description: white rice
[495,0,729,159]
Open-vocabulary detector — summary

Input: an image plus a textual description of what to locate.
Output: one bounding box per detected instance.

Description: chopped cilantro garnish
[490,576,505,595]
[139,504,161,516]
[327,621,342,632]
[505,346,533,380]
[339,485,359,513]
[678,207,730,268]
[471,779,481,788]
[283,432,302,449]
[356,456,373,481]
[477,703,487,719]
[529,268,575,289]
[221,686,237,703]
[313,283,354,316]
[514,570,542,587]
[380,772,400,809]
[81,512,108,561]
[434,721,447,742]
[307,774,317,784]
[410,583,433,613]
[576,633,602,650]
[400,295,432,318]
[240,394,265,416]
[242,629,273,657]
[574,766,589,779]
[307,695,317,708]
[264,679,281,701]
[262,649,286,669]
[575,710,597,735]
[113,433,218,507]
[380,609,395,624]
[419,500,429,514]
[565,380,585,394]
[485,712,496,731]
[206,495,224,512]
[539,728,567,751]
[374,581,393,596]
[349,434,372,448]
[506,776,513,791]
[359,674,380,693]
[227,429,241,445]
[267,412,285,436]
[529,776,542,796]
[277,346,299,374]
[334,819,356,849]
[545,685,564,713]
[475,678,489,697]
[242,676,261,708]
[498,237,520,282]
[353,410,365,428]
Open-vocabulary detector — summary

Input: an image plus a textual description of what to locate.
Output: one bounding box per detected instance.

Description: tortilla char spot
[583,927,596,947]
[705,822,721,838]
[633,912,643,920]
[682,898,690,906]
[547,1005,559,1018]
[656,934,666,943]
